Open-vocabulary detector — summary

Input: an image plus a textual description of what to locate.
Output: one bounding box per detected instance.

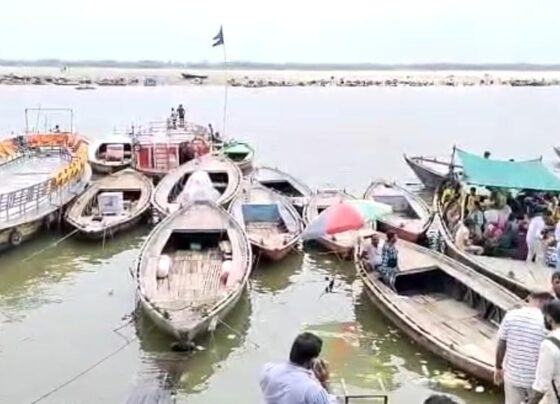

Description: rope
[22,228,79,262]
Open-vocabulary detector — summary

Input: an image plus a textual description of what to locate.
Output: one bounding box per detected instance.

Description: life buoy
[9,228,22,246]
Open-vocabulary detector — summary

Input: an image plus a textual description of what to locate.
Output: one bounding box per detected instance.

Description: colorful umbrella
[302,200,392,240]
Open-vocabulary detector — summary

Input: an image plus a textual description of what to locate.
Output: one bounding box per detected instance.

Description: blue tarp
[457,149,560,191]
[242,204,280,223]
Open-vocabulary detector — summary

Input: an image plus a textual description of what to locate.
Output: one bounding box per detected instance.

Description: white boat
[88,136,133,174]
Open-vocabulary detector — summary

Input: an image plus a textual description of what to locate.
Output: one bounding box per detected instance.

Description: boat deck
[246,222,290,248]
[474,255,550,291]
[0,154,66,193]
[152,249,224,328]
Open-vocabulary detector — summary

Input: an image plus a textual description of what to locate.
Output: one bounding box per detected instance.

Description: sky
[1,0,559,64]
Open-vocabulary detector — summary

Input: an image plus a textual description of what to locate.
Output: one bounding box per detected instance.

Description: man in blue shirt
[260,332,338,404]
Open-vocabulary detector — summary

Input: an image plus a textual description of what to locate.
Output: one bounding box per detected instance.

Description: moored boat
[356,233,521,382]
[220,141,255,174]
[250,166,312,214]
[135,200,252,341]
[553,146,560,159]
[65,169,153,239]
[364,180,432,242]
[229,183,303,261]
[88,135,133,174]
[303,189,356,257]
[0,130,91,251]
[403,154,455,190]
[435,149,558,298]
[131,121,211,180]
[152,155,242,217]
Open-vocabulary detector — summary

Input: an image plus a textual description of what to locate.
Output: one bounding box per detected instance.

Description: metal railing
[0,146,84,223]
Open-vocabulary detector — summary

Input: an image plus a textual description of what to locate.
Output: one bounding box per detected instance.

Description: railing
[133,121,209,144]
[0,146,86,224]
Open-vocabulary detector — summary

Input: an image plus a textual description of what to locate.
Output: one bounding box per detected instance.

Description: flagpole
[222,40,228,139]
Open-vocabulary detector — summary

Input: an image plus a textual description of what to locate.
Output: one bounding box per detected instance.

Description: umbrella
[302,200,392,241]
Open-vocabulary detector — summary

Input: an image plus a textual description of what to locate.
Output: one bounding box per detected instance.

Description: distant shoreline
[2,66,560,88]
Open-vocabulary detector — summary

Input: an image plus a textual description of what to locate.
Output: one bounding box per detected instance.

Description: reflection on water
[250,251,304,293]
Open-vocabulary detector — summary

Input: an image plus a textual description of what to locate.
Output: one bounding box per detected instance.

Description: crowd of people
[166,104,186,129]
[442,182,560,267]
[360,230,399,284]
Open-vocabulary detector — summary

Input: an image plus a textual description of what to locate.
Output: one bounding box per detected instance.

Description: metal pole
[222,40,228,138]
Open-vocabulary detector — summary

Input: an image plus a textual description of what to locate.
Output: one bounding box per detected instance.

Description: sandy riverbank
[1,66,560,87]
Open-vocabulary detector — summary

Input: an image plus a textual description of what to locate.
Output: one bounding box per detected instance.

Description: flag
[212,26,224,47]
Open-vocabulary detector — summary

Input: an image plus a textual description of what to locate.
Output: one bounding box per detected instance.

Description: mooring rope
[22,228,79,263]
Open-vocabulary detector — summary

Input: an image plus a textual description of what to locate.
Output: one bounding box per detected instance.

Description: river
[1,85,559,403]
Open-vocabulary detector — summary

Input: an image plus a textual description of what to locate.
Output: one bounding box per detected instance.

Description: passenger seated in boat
[379,231,398,283]
[455,218,483,255]
[360,234,383,272]
[467,201,484,240]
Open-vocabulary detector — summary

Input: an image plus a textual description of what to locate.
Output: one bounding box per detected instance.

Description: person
[495,290,552,404]
[467,201,485,240]
[360,234,383,272]
[529,300,560,404]
[423,395,459,404]
[177,104,185,127]
[455,218,483,255]
[555,220,560,272]
[53,124,60,133]
[552,272,560,300]
[484,150,491,159]
[527,211,547,263]
[170,108,177,129]
[538,229,554,266]
[465,187,478,214]
[259,332,337,404]
[379,231,398,283]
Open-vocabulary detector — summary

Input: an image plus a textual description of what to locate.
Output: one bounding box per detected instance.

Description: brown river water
[1,85,560,403]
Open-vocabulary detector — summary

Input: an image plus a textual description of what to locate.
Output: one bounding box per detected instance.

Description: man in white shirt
[530,300,560,404]
[495,291,551,404]
[454,218,483,255]
[527,211,547,263]
[360,234,383,271]
[260,332,338,404]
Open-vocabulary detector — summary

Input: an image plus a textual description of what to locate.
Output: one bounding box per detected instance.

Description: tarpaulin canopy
[223,142,253,155]
[457,149,560,191]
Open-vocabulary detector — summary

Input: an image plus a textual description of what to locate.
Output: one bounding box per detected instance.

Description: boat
[152,155,242,217]
[403,154,455,190]
[229,183,304,261]
[75,80,96,90]
[303,189,356,257]
[434,149,558,298]
[135,199,252,341]
[88,135,133,174]
[363,180,432,242]
[131,121,211,180]
[0,125,91,251]
[65,169,153,239]
[220,141,255,174]
[553,146,560,159]
[250,166,312,214]
[181,72,209,80]
[356,233,521,382]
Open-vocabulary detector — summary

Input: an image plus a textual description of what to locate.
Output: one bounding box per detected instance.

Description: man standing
[553,272,560,300]
[177,104,186,127]
[260,332,337,404]
[530,300,560,404]
[495,291,551,404]
[527,211,546,263]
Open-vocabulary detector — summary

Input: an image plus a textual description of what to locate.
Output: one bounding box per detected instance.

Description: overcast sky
[1,0,558,63]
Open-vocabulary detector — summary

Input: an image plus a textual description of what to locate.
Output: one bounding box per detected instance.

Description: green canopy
[457,149,560,191]
[223,142,253,155]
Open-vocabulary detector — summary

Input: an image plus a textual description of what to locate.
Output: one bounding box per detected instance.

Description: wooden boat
[303,189,357,257]
[250,166,312,214]
[152,155,242,218]
[434,195,548,298]
[135,200,252,341]
[65,169,153,239]
[403,154,455,190]
[181,72,209,80]
[229,183,304,261]
[0,128,91,252]
[356,234,521,382]
[220,141,255,174]
[88,136,133,174]
[363,180,432,242]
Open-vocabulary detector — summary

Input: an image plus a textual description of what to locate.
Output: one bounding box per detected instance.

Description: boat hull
[237,160,253,175]
[316,237,354,259]
[89,160,130,175]
[255,244,294,262]
[0,218,44,252]
[74,213,147,240]
[404,155,446,190]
